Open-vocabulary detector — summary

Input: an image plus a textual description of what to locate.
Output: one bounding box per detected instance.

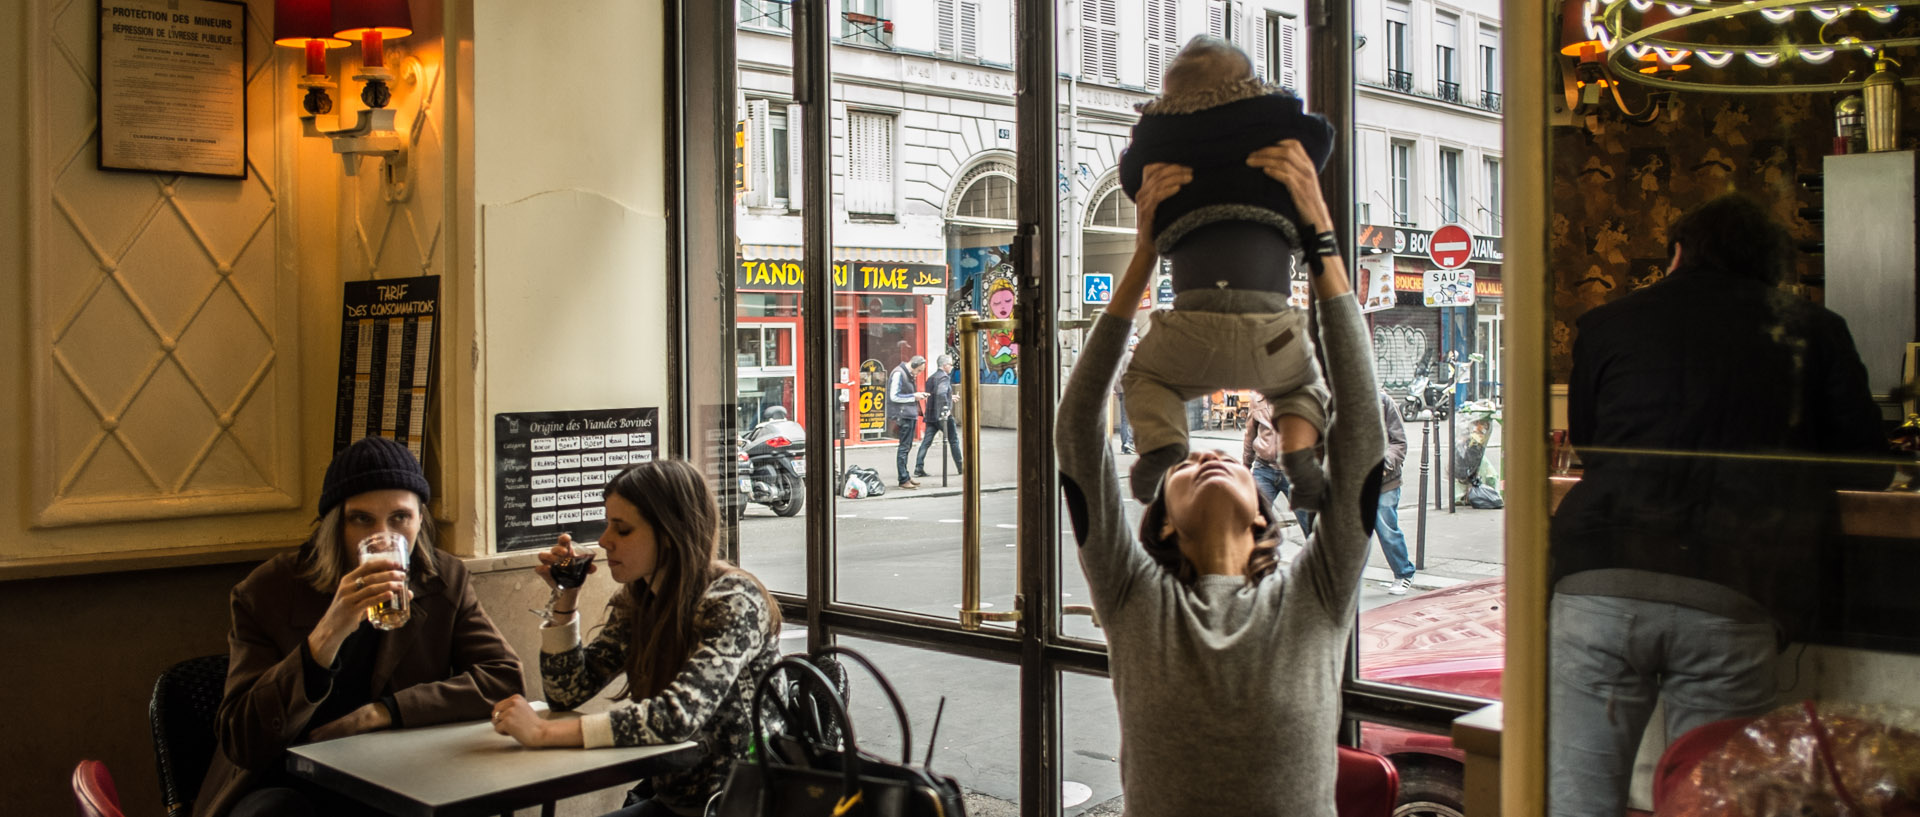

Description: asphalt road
[729,487,1446,813]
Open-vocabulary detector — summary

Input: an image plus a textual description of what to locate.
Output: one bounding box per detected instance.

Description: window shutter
[848,112,895,215]
[747,99,772,207]
[1252,14,1269,81]
[1145,0,1177,91]
[1280,18,1299,90]
[786,102,805,210]
[1207,1,1227,39]
[1080,0,1119,84]
[938,0,956,53]
[960,1,978,57]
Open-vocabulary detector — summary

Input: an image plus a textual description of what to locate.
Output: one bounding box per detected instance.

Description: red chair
[1336,745,1401,817]
[72,760,129,817]
[1652,717,1754,813]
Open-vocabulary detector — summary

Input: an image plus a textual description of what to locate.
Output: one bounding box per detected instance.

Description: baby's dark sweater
[1119,89,1334,255]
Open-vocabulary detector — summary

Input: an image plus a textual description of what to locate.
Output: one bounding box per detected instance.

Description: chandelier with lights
[1563,0,1920,94]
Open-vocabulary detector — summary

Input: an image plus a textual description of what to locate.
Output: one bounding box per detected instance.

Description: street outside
[732,422,1506,814]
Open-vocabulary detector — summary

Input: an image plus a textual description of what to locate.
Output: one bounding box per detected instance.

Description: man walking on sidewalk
[915,354,963,478]
[889,355,929,489]
[1293,389,1412,596]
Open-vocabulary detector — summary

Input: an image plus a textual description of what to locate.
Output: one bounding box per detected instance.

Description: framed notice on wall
[332,277,440,459]
[494,408,661,552]
[98,0,248,178]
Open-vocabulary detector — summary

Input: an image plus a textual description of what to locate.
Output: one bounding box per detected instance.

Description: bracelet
[551,608,577,616]
[1310,230,1339,258]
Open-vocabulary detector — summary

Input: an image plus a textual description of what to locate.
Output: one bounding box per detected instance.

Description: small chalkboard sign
[494,408,659,552]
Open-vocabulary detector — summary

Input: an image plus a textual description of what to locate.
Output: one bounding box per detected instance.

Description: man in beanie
[196,437,523,817]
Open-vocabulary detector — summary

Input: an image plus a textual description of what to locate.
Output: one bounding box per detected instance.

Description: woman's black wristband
[1308,230,1340,276]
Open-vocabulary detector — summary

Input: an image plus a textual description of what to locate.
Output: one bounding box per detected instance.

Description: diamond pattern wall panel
[31,0,299,524]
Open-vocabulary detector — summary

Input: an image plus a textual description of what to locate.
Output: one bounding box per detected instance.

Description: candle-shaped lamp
[273,0,348,114]
[333,0,413,109]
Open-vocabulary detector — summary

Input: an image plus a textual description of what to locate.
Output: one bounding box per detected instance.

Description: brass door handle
[956,312,1022,630]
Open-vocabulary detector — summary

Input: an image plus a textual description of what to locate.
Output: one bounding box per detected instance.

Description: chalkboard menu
[494,408,659,552]
[332,276,440,457]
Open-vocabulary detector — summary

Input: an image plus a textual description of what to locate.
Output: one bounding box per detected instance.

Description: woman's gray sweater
[1055,294,1385,817]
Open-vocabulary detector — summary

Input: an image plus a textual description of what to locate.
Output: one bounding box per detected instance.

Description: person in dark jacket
[1288,390,1409,595]
[915,354,964,477]
[1548,193,1891,817]
[197,437,523,817]
[1116,36,1335,511]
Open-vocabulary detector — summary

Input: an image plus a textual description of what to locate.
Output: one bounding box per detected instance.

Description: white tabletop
[286,710,699,817]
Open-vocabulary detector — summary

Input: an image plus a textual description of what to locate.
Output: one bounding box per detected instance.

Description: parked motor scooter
[1399,352,1480,422]
[742,405,807,517]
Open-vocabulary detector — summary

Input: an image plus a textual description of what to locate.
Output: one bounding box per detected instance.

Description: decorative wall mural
[948,243,1019,385]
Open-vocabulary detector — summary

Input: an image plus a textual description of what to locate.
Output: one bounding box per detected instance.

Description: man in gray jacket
[915,354,963,478]
[888,355,928,488]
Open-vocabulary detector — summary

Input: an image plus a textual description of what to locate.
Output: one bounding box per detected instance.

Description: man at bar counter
[1548,193,1892,817]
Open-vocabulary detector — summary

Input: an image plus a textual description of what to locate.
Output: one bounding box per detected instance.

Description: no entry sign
[1428,224,1472,270]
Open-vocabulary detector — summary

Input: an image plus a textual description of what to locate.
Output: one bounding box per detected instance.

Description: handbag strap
[752,656,862,814]
[812,646,913,766]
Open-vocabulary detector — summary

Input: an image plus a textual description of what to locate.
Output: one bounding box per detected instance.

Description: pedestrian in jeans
[915,354,963,478]
[888,355,928,489]
[1241,392,1292,509]
[1114,337,1137,454]
[1291,390,1411,597]
[1548,194,1890,817]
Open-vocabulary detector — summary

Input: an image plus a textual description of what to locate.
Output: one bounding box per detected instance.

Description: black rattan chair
[149,654,228,817]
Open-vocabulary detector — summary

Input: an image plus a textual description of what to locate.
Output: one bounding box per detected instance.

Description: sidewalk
[825,423,1507,591]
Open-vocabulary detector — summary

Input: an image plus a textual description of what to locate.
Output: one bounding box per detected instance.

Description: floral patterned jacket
[541,573,777,813]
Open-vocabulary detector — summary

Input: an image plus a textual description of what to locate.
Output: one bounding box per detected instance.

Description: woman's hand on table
[309,702,394,742]
[308,559,409,666]
[491,694,585,748]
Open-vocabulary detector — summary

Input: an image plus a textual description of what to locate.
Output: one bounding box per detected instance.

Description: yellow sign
[737,258,949,295]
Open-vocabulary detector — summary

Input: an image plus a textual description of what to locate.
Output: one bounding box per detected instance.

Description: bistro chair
[150,654,229,817]
[1334,746,1401,817]
[72,760,129,817]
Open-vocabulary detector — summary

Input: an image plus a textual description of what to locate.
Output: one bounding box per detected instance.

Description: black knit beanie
[319,437,432,519]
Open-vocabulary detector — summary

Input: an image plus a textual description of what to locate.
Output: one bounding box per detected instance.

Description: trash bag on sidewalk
[840,466,886,498]
[1463,477,1503,509]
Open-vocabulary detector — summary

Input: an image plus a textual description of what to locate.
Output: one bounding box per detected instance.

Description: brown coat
[193,544,524,817]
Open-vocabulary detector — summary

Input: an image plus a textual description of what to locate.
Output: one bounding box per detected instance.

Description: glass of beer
[358,531,411,630]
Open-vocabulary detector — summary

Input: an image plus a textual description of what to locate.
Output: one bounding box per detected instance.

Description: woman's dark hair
[602,459,781,700]
[1136,489,1285,585]
[1666,192,1793,285]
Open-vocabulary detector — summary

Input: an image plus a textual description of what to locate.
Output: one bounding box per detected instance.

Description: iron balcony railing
[1387,69,1414,92]
[1481,90,1502,112]
[1437,79,1462,103]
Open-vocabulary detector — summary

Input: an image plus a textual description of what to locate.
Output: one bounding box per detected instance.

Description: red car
[1356,576,1506,817]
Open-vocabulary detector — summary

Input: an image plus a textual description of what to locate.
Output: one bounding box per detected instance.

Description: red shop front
[734,246,948,444]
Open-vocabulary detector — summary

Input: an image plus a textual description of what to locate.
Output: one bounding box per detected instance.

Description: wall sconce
[273,0,414,199]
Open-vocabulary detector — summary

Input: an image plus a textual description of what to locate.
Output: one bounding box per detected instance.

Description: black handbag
[714,647,966,817]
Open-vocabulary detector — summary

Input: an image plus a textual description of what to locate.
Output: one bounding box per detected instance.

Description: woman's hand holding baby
[1245,140,1332,236]
[1134,162,1193,253]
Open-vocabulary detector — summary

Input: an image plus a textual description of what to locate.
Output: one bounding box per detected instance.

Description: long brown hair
[604,459,781,700]
[296,498,436,594]
[1137,490,1283,585]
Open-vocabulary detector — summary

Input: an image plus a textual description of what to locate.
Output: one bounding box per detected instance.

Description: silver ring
[355,577,364,589]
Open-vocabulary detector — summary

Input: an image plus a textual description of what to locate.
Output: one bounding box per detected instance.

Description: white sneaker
[1386,578,1412,596]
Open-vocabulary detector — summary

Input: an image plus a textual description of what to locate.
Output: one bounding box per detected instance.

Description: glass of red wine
[535,544,598,623]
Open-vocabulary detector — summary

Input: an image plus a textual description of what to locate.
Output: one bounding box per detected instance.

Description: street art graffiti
[948,244,1019,384]
[1373,325,1429,392]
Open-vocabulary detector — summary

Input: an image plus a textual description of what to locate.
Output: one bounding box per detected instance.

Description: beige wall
[2,0,671,813]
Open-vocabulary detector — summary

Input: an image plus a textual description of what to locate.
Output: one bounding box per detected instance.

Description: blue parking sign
[1083,273,1114,304]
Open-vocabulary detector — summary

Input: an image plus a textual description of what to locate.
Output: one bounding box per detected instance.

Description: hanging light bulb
[1799,48,1837,63]
[1697,49,1736,67]
[1808,6,1849,22]
[1759,8,1796,22]
[1863,5,1900,20]
[1743,51,1784,66]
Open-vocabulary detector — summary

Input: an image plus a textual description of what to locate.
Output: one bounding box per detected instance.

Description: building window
[1085,184,1137,231]
[1261,12,1300,91]
[842,0,892,49]
[1207,0,1232,40]
[1144,0,1179,91]
[1390,140,1414,227]
[1480,28,1502,111]
[1435,13,1460,103]
[1385,3,1411,92]
[745,100,801,209]
[1483,157,1502,235]
[938,0,980,58]
[738,0,788,31]
[847,110,896,216]
[1440,148,1461,224]
[1081,0,1120,85]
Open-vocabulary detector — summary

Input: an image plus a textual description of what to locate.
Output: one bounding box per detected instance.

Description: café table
[286,708,699,817]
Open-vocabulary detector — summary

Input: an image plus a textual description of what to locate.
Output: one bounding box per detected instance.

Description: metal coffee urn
[1864,58,1903,152]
